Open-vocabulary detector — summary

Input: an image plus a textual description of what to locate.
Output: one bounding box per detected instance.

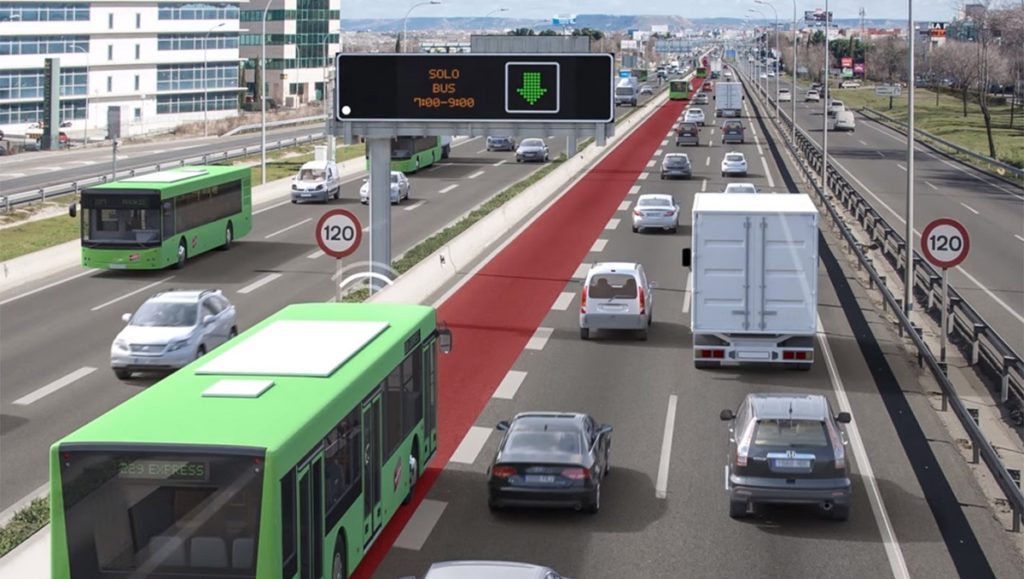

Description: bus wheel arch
[175,239,188,269]
[331,532,348,579]
[222,221,234,250]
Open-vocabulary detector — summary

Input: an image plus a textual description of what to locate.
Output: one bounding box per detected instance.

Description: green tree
[539,29,559,36]
[573,27,605,41]
[507,28,535,36]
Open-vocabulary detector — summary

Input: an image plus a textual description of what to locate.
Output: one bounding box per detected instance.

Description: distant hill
[342,14,910,33]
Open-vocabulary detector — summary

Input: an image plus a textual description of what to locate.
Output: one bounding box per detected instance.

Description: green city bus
[365,136,443,173]
[669,80,690,100]
[71,165,252,270]
[50,302,452,579]
[695,66,708,78]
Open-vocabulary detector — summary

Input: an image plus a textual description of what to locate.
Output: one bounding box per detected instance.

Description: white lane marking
[492,159,507,167]
[72,160,98,166]
[831,157,1024,325]
[525,327,554,350]
[859,139,868,146]
[701,179,708,192]
[307,249,324,259]
[151,149,166,154]
[749,126,757,137]
[655,149,663,156]
[91,276,175,312]
[705,157,710,166]
[450,426,492,464]
[475,148,487,154]
[925,181,938,191]
[655,394,679,499]
[876,151,885,158]
[573,263,591,280]
[1015,234,1024,244]
[708,141,713,148]
[439,184,458,194]
[590,239,608,252]
[493,370,528,399]
[426,165,440,172]
[0,172,26,177]
[468,170,485,179]
[605,218,621,230]
[639,172,650,179]
[552,292,575,311]
[896,163,907,172]
[959,202,979,215]
[49,166,64,170]
[265,217,312,239]
[666,131,675,137]
[646,160,656,168]
[926,151,1023,199]
[661,139,669,146]
[618,200,632,211]
[629,185,641,195]
[0,270,94,307]
[756,141,765,156]
[682,272,693,314]
[253,199,291,215]
[404,200,426,212]
[760,157,775,188]
[14,367,97,406]
[817,318,910,579]
[394,499,447,551]
[709,129,715,136]
[238,272,282,294]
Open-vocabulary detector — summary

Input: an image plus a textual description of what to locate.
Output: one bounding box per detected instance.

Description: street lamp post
[71,43,90,145]
[756,0,780,121]
[904,0,915,314]
[789,0,797,143]
[203,22,225,138]
[402,1,441,53]
[260,0,273,185]
[822,0,829,197]
[748,9,768,101]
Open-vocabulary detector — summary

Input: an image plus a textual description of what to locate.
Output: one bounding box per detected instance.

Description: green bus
[669,80,690,100]
[631,69,648,82]
[695,67,708,78]
[70,165,252,270]
[372,136,443,173]
[50,302,452,579]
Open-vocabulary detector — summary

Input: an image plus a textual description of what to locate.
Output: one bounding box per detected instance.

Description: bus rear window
[58,448,264,578]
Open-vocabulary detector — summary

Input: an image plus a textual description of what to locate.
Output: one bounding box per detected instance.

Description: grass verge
[247,143,366,184]
[0,213,80,262]
[0,498,47,558]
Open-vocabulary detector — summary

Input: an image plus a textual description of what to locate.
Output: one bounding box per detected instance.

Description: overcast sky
[344,0,964,22]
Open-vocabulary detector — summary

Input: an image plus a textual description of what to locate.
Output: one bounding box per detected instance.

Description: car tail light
[826,419,846,470]
[698,349,725,359]
[664,211,675,216]
[491,466,517,479]
[580,286,588,313]
[561,467,589,480]
[735,421,755,467]
[634,209,643,217]
[638,286,646,315]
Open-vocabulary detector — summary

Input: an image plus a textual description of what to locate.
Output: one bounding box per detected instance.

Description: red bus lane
[353,95,688,578]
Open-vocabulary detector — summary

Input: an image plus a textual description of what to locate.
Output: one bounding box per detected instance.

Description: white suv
[580,262,655,341]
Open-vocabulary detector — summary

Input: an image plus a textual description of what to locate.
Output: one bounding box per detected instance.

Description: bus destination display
[117,459,209,482]
[335,54,614,123]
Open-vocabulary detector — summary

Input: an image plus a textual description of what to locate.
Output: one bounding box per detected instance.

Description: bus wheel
[331,537,347,579]
[222,223,233,250]
[176,241,187,269]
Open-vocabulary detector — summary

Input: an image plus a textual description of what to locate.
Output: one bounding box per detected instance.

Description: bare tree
[867,37,906,83]
[992,3,1024,128]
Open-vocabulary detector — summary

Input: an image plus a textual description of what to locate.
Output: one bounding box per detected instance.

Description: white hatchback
[580,262,655,341]
[721,152,748,177]
[359,171,410,204]
[683,108,706,126]
[778,89,792,102]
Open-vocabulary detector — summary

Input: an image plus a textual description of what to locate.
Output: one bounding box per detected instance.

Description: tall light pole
[402,0,441,53]
[748,8,768,100]
[904,0,915,314]
[71,43,90,145]
[822,0,829,197]
[789,0,797,142]
[756,0,780,121]
[203,22,225,138]
[260,0,272,185]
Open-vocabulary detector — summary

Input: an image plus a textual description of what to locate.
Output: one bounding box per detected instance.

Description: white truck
[682,193,819,369]
[290,145,341,203]
[615,77,639,107]
[714,82,743,117]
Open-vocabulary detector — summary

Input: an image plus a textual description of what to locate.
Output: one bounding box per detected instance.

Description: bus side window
[281,470,297,577]
[162,201,174,239]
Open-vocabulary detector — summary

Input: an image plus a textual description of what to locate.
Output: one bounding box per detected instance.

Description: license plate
[524,475,555,484]
[773,459,811,468]
[301,193,311,197]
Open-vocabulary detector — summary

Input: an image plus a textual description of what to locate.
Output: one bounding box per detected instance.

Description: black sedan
[487,412,612,513]
[486,135,516,152]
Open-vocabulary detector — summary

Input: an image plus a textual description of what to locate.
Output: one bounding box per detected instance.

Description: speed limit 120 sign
[921,218,970,269]
[315,209,362,259]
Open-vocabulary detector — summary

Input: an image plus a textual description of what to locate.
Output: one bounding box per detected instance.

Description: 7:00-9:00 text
[413,97,476,108]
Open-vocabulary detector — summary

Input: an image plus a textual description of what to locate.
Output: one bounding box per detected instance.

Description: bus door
[422,338,438,457]
[361,392,383,546]
[296,450,324,579]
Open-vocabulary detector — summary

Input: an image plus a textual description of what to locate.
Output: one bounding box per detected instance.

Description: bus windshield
[81,191,163,247]
[59,448,264,578]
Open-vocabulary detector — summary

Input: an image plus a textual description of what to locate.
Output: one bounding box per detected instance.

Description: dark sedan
[487,412,612,513]
[661,153,693,179]
[515,138,550,163]
[486,135,516,152]
[720,393,852,520]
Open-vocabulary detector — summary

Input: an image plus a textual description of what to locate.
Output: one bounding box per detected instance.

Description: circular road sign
[315,209,362,259]
[921,218,970,269]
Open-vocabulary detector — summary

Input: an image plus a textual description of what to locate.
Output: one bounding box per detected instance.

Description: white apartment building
[0,0,245,139]
[239,0,339,109]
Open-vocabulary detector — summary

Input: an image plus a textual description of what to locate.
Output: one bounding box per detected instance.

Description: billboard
[853,62,865,74]
[804,10,833,23]
[841,57,853,68]
[651,24,669,34]
[621,39,638,50]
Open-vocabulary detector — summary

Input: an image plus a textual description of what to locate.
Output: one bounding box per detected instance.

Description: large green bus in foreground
[669,80,690,100]
[71,165,252,270]
[50,303,451,579]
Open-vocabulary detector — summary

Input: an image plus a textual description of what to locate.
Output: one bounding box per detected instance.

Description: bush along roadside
[0,498,47,558]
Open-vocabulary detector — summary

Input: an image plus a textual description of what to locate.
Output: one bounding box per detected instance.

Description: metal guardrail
[221,114,326,137]
[858,107,1024,183]
[0,131,326,213]
[738,67,1024,532]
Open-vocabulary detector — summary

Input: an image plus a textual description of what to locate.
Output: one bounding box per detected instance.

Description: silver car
[417,561,570,579]
[722,182,759,194]
[359,171,410,204]
[110,289,237,379]
[516,138,550,163]
[632,194,679,233]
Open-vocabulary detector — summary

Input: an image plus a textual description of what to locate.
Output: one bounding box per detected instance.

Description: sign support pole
[940,267,949,363]
[112,139,118,181]
[336,257,344,302]
[367,137,392,295]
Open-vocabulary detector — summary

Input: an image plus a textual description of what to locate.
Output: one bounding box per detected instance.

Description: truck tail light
[698,349,725,359]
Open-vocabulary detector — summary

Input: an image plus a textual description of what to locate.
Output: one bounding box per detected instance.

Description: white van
[580,262,655,341]
[291,160,341,203]
[833,110,856,131]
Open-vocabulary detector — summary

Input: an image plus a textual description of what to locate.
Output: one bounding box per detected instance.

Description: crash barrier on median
[734,67,1024,532]
[0,132,328,213]
[221,114,327,138]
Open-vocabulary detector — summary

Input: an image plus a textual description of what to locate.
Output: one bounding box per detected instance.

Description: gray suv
[719,393,852,520]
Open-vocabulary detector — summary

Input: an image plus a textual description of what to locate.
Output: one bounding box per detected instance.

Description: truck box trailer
[682,193,819,369]
[714,82,743,117]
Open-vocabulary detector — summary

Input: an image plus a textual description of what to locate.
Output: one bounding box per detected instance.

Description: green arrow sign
[515,71,548,105]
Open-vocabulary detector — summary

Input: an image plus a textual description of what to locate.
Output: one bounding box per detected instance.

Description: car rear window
[753,419,829,447]
[726,154,744,162]
[505,430,582,455]
[521,139,543,147]
[638,197,671,207]
[664,156,689,166]
[588,273,638,299]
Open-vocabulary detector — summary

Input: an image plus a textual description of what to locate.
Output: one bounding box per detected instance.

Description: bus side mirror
[68,202,76,218]
[682,248,692,268]
[438,327,453,354]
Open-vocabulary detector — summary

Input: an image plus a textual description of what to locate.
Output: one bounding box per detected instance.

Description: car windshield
[521,139,543,147]
[505,430,583,455]
[298,168,325,181]
[726,154,744,162]
[638,197,671,207]
[753,419,829,447]
[131,301,197,328]
[390,174,399,183]
[588,273,638,299]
